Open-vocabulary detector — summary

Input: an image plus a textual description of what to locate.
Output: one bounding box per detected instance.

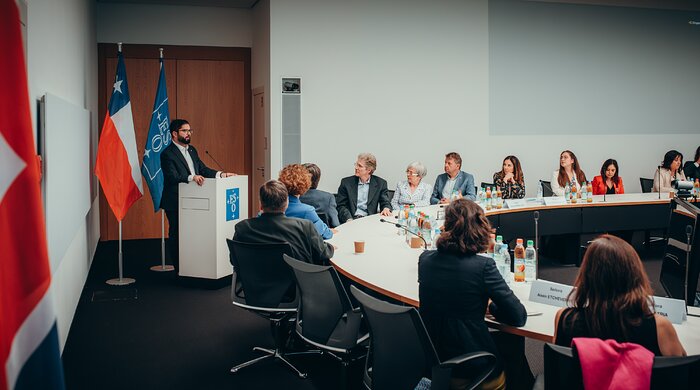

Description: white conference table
[327,195,700,355]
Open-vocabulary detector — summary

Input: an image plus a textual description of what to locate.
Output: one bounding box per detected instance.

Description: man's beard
[178,134,190,144]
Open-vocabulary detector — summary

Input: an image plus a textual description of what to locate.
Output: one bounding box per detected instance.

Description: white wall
[269,0,698,196]
[96,2,252,47]
[26,0,99,351]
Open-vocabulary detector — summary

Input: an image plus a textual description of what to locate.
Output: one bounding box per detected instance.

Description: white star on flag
[144,148,151,159]
[113,78,123,94]
[157,111,162,121]
[0,131,27,204]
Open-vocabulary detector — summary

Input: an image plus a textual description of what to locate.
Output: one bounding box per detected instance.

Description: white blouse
[550,170,582,197]
[391,180,432,210]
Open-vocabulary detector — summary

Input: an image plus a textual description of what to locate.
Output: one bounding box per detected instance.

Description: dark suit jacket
[160,143,218,210]
[336,175,391,224]
[418,250,526,376]
[683,161,700,181]
[430,171,476,204]
[232,212,334,266]
[299,188,340,228]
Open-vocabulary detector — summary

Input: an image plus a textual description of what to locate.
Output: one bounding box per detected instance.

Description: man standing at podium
[161,119,235,268]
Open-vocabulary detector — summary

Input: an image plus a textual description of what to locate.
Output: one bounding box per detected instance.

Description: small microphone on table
[379,218,428,250]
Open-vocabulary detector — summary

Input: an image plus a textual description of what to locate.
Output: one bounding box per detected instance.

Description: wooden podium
[178,176,248,279]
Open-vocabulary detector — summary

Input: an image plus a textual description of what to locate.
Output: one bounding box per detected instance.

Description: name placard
[529,279,573,307]
[652,296,687,324]
[505,199,527,209]
[543,197,567,206]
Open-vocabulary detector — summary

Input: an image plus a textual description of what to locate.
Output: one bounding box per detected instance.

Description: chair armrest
[431,352,496,390]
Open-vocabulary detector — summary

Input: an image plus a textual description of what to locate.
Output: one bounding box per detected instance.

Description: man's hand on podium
[220,172,237,178]
[193,175,205,186]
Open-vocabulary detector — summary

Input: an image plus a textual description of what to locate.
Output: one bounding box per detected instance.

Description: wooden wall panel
[98,44,251,241]
[176,60,247,176]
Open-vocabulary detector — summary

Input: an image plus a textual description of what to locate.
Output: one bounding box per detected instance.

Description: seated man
[233,180,334,265]
[431,151,476,204]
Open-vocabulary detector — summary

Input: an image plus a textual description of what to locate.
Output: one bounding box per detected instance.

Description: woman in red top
[591,159,625,195]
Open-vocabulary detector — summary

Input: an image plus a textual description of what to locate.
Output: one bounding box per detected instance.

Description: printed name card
[543,197,567,206]
[505,199,527,209]
[652,296,687,324]
[529,280,573,308]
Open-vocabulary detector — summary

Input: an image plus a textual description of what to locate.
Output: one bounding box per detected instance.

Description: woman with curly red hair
[279,164,333,239]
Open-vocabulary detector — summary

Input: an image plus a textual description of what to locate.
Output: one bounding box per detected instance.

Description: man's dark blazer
[300,188,341,228]
[232,212,334,266]
[160,143,217,211]
[336,175,391,224]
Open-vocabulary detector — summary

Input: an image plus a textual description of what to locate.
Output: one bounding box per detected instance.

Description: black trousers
[164,208,179,268]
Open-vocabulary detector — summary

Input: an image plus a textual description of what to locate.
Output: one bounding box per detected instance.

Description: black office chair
[283,255,369,389]
[480,182,495,190]
[640,177,654,193]
[540,180,553,197]
[349,286,496,390]
[639,177,665,247]
[227,239,318,378]
[387,189,395,201]
[534,343,700,390]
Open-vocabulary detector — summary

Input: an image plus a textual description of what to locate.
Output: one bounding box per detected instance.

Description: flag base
[150,264,175,272]
[106,277,136,286]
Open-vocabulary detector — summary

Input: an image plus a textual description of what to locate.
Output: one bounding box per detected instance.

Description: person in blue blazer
[299,163,340,228]
[430,152,476,204]
[279,164,333,239]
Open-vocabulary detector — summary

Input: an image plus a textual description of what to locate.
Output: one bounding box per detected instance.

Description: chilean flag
[0,1,66,389]
[95,50,143,221]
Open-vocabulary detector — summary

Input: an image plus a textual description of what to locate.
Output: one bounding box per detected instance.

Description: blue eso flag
[141,58,171,211]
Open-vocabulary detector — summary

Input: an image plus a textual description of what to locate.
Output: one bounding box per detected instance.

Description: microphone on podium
[379,218,428,250]
[205,150,225,172]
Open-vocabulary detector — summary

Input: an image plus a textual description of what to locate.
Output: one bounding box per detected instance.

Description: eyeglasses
[179,129,194,134]
[354,163,366,169]
[406,171,419,177]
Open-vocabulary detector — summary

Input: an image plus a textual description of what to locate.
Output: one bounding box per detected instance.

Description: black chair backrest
[316,211,330,226]
[350,285,439,390]
[543,343,582,390]
[227,239,295,309]
[283,254,356,348]
[543,343,700,390]
[387,189,395,201]
[540,180,554,197]
[480,182,495,190]
[640,177,654,193]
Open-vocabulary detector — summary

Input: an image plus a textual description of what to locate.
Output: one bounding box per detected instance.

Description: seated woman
[551,150,587,197]
[419,199,528,390]
[653,150,686,193]
[493,155,525,199]
[554,235,686,356]
[682,146,700,181]
[591,159,625,195]
[391,161,432,210]
[279,164,333,239]
[299,163,340,228]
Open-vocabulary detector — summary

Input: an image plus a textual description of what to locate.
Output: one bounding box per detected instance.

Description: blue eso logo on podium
[226,188,240,221]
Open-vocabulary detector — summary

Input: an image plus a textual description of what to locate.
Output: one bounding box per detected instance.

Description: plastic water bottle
[537,182,543,199]
[501,245,512,286]
[406,212,418,245]
[397,205,407,235]
[422,216,433,249]
[432,228,441,249]
[514,238,525,282]
[564,182,571,203]
[494,235,507,281]
[580,182,588,202]
[525,239,537,283]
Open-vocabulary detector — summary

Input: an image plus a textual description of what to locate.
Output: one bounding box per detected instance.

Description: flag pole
[150,210,174,272]
[107,219,135,285]
[149,47,174,272]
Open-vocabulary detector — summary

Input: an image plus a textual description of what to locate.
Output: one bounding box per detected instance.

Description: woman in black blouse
[554,235,685,356]
[419,199,528,390]
[493,155,525,199]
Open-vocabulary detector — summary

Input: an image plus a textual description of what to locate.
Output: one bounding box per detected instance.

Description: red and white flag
[95,50,143,221]
[0,1,65,389]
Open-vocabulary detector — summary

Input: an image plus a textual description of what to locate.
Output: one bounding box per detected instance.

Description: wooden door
[98,44,251,241]
[252,89,267,212]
